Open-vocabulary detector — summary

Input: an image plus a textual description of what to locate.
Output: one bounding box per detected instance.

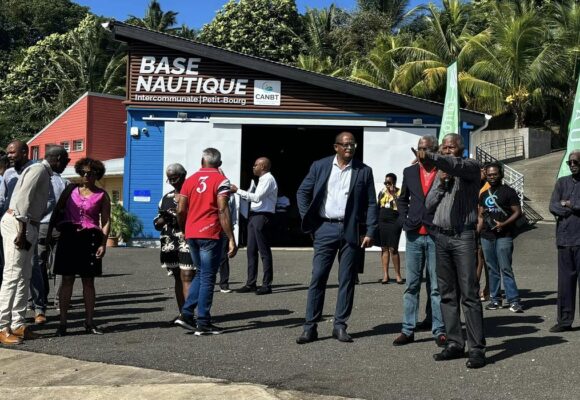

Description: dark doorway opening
[240,125,364,247]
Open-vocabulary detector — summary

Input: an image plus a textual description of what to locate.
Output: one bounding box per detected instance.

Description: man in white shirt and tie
[231,157,278,295]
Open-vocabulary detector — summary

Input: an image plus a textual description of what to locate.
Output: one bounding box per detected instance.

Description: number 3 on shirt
[196,176,209,193]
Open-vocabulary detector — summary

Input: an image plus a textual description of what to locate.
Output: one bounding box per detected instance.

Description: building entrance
[240,125,363,247]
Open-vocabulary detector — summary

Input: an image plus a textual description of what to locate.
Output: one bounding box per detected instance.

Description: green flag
[439,62,460,143]
[558,76,580,178]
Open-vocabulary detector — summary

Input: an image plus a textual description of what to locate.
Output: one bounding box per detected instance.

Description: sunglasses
[566,160,579,167]
[79,170,96,178]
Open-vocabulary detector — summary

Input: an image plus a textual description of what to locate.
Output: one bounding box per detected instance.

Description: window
[72,139,84,152]
[60,141,70,152]
[31,146,39,160]
[112,190,121,203]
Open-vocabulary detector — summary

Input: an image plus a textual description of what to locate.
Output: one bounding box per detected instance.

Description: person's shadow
[487,336,567,364]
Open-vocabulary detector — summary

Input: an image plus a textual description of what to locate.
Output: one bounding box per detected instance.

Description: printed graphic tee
[479,184,520,239]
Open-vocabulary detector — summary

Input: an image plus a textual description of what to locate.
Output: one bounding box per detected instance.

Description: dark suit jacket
[397,163,436,232]
[296,156,378,246]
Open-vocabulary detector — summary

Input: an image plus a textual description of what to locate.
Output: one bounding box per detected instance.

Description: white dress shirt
[320,156,352,219]
[236,171,278,213]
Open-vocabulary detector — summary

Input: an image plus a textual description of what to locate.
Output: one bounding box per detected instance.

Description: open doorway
[240,125,363,247]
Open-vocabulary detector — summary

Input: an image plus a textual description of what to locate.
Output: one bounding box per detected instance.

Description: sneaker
[485,301,502,310]
[194,324,224,336]
[220,286,232,293]
[174,314,196,331]
[509,303,523,313]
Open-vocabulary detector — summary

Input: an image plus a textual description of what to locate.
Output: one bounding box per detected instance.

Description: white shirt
[236,171,278,213]
[320,156,352,219]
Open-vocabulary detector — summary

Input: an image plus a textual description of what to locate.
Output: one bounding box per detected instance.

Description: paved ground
[11,223,580,400]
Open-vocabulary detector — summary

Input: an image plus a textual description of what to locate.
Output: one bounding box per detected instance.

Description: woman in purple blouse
[52,158,111,336]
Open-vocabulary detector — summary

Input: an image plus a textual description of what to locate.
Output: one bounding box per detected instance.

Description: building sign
[133,56,284,107]
[254,80,281,106]
[133,189,151,203]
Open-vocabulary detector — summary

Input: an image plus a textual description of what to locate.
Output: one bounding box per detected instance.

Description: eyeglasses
[166,176,182,184]
[336,142,357,149]
[79,170,96,178]
[566,160,579,166]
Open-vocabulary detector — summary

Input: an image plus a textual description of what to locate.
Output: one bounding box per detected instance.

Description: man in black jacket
[393,135,446,348]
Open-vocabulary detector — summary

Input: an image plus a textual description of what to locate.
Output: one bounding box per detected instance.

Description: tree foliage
[126,0,178,32]
[199,0,303,63]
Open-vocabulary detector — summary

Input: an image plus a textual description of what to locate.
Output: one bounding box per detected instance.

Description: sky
[75,0,431,29]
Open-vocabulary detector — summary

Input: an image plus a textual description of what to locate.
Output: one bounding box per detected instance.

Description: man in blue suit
[296,131,378,344]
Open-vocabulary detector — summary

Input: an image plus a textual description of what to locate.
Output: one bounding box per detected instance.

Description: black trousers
[246,213,273,287]
[557,245,580,326]
[431,229,486,352]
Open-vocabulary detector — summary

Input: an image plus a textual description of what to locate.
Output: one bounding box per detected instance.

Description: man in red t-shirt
[175,148,237,335]
[392,135,446,348]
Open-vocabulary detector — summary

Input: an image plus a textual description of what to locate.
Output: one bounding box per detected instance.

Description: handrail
[478,136,525,162]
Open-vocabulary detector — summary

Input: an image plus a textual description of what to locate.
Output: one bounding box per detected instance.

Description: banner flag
[439,61,460,143]
[558,76,580,178]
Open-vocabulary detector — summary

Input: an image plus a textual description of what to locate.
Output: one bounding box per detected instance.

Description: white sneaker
[509,303,523,313]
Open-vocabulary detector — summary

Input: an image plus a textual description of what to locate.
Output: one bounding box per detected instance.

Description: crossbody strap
[487,188,509,217]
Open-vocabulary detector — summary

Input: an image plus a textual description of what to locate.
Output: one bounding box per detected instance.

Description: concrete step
[506,150,565,221]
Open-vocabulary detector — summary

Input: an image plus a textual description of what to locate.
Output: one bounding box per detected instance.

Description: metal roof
[108,21,488,126]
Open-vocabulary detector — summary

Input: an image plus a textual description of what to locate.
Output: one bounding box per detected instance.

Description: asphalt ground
[16,222,580,400]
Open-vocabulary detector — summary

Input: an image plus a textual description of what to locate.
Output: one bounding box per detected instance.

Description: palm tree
[546,0,580,134]
[349,32,404,90]
[464,1,568,127]
[296,54,344,76]
[126,0,178,32]
[357,0,410,29]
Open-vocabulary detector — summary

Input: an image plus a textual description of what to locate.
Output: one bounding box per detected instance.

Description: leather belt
[6,209,40,227]
[249,211,274,216]
[321,217,344,223]
[431,224,475,236]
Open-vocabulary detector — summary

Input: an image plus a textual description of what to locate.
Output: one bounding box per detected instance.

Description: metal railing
[478,136,525,163]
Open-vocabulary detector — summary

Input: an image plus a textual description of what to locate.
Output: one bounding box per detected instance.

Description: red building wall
[28,93,126,164]
[87,95,126,161]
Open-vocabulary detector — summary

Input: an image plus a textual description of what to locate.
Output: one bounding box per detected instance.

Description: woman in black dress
[377,173,403,284]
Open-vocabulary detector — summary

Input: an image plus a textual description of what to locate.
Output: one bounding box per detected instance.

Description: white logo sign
[254,80,281,106]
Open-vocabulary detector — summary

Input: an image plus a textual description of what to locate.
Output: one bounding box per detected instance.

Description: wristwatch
[561,200,567,207]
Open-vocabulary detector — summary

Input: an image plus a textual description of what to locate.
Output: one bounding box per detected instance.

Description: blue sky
[75,0,431,29]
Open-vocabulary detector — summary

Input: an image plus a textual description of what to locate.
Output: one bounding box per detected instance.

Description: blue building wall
[124,108,474,239]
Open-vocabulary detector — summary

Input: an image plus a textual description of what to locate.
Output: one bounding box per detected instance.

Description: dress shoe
[332,327,353,343]
[0,329,22,345]
[466,350,486,369]
[12,325,40,340]
[296,330,318,344]
[56,325,67,337]
[237,285,257,293]
[392,333,414,346]
[84,322,104,335]
[34,314,47,325]
[549,324,573,333]
[433,345,464,361]
[256,286,272,295]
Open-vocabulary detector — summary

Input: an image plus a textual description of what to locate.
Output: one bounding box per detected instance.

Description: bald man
[231,157,278,295]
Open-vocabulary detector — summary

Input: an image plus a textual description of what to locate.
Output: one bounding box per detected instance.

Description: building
[109,21,489,246]
[27,92,126,203]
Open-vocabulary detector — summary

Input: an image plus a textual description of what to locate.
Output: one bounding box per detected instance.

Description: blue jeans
[402,231,444,337]
[481,236,519,304]
[181,237,224,327]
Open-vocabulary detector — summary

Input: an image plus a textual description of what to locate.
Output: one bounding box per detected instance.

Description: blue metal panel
[124,110,166,239]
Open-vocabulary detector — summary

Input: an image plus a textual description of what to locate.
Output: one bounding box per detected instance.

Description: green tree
[464,1,568,127]
[126,0,178,32]
[199,0,303,63]
[0,15,126,144]
[0,0,88,51]
[357,0,410,28]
